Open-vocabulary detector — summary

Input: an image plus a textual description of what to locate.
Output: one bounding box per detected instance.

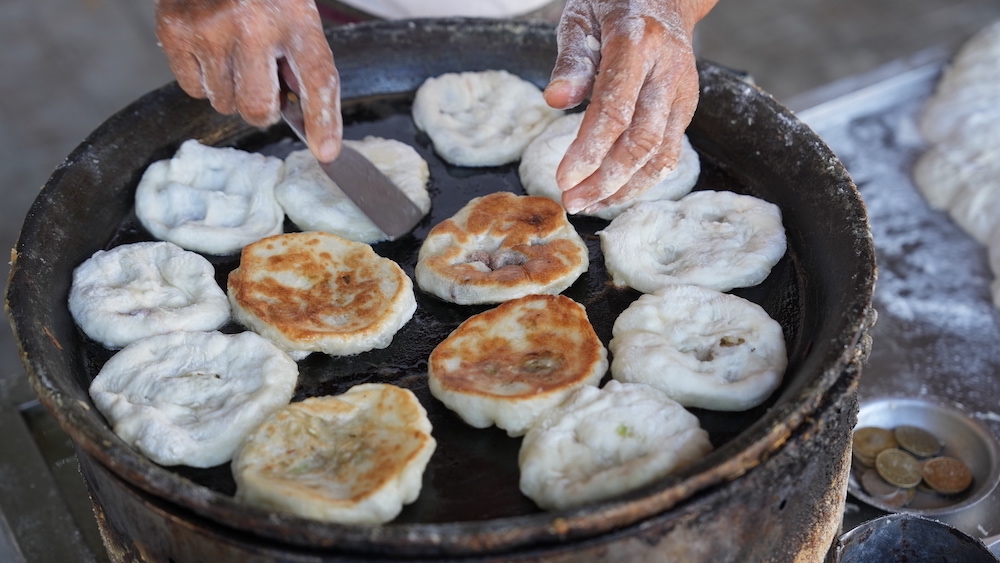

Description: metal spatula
[279,90,424,240]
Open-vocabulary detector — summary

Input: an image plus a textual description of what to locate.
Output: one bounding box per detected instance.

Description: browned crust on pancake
[419,192,587,289]
[228,232,409,344]
[429,294,605,399]
[240,388,432,505]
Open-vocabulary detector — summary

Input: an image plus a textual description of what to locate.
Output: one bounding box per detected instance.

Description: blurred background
[2,0,999,559]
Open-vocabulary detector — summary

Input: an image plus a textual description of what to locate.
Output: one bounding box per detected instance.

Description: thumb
[545,9,601,110]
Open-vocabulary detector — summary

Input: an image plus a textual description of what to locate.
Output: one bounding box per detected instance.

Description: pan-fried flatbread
[228,232,416,358]
[415,192,589,304]
[429,294,607,437]
[232,384,436,524]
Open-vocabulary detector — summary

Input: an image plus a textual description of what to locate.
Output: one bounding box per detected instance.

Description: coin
[860,468,900,498]
[875,448,922,488]
[922,456,973,495]
[894,425,941,458]
[880,485,917,509]
[854,427,898,467]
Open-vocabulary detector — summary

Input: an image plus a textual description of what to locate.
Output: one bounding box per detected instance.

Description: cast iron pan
[5,18,875,557]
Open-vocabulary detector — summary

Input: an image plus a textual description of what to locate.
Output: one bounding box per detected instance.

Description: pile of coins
[852,425,974,508]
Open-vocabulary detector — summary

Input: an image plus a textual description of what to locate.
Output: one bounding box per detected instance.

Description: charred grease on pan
[77,90,802,523]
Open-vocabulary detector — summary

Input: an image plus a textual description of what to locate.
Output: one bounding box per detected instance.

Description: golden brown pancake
[428,294,607,436]
[228,232,416,357]
[232,384,436,524]
[415,192,589,304]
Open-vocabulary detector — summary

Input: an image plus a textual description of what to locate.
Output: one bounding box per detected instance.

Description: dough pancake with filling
[89,330,298,468]
[228,232,416,358]
[429,294,607,437]
[412,69,563,167]
[609,284,787,411]
[599,190,786,294]
[276,136,431,243]
[415,192,589,305]
[134,139,285,255]
[68,241,230,349]
[232,384,436,524]
[518,380,713,511]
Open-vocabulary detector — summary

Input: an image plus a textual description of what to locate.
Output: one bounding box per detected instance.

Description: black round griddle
[5,18,876,558]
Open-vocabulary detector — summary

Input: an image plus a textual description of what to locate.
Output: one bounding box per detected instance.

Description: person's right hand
[154,0,342,163]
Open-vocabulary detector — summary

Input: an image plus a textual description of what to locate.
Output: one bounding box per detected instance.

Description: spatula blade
[279,92,423,240]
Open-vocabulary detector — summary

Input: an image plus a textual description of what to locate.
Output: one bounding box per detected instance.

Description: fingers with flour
[154,0,341,162]
[545,0,718,214]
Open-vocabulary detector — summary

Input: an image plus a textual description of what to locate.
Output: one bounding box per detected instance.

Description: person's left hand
[544,0,718,214]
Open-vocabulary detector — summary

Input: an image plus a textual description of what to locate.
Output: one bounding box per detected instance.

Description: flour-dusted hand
[545,0,718,214]
[155,0,341,162]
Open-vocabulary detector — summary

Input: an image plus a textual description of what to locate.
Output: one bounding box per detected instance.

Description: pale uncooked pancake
[599,190,786,294]
[228,232,416,357]
[134,139,285,255]
[912,121,1000,212]
[914,19,1000,310]
[415,192,589,304]
[609,284,787,411]
[518,380,713,510]
[412,69,563,167]
[89,330,298,468]
[428,294,607,437]
[233,384,436,524]
[68,241,230,349]
[918,20,1000,144]
[276,136,431,243]
[519,112,701,220]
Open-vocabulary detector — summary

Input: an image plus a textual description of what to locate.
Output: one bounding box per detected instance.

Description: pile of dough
[519,112,701,220]
[412,69,563,167]
[232,384,436,524]
[518,380,713,511]
[599,190,786,294]
[89,330,298,467]
[609,284,787,411]
[415,192,589,304]
[228,232,416,358]
[914,19,1000,307]
[68,241,230,349]
[135,139,285,255]
[276,136,431,243]
[428,294,607,437]
[918,20,1000,144]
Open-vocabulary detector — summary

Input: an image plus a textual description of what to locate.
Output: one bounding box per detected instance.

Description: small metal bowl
[849,397,1000,515]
